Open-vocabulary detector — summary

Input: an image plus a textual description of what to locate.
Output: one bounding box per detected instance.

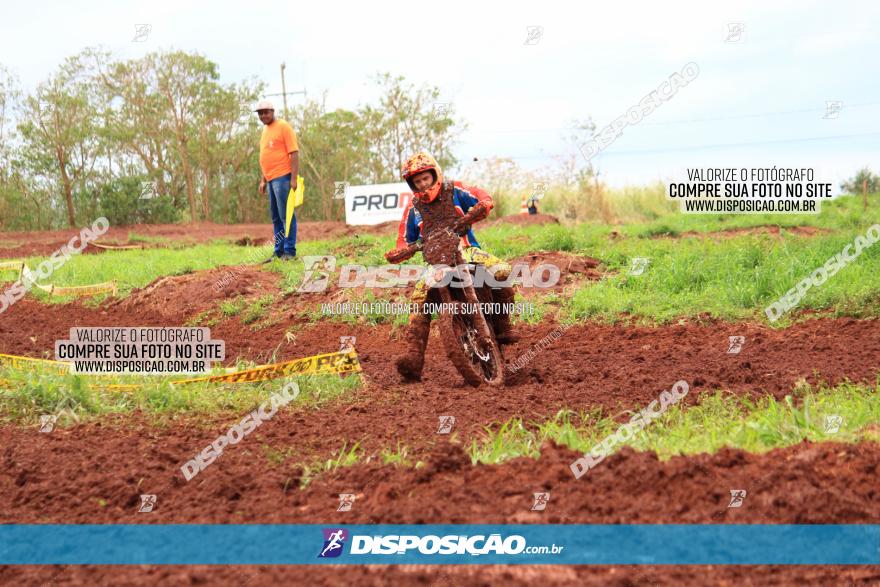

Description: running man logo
[532,492,550,511]
[629,257,650,276]
[299,256,336,293]
[437,415,455,434]
[339,336,356,353]
[334,181,349,200]
[39,414,57,433]
[824,414,843,434]
[531,181,546,200]
[132,23,152,42]
[524,25,543,45]
[431,103,450,120]
[727,489,747,508]
[823,100,843,120]
[724,22,744,43]
[140,181,158,199]
[727,335,745,354]
[337,493,356,512]
[318,528,349,558]
[138,494,157,513]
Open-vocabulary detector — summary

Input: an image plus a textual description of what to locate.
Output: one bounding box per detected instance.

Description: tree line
[0,49,461,230]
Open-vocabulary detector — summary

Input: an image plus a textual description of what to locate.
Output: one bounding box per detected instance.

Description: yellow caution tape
[0,353,70,374]
[0,349,361,389]
[0,261,24,273]
[96,383,142,391]
[172,350,361,385]
[9,264,117,298]
[49,282,118,296]
[92,242,144,250]
[0,377,141,393]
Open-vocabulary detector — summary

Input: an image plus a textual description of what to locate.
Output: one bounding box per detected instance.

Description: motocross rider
[384,152,518,381]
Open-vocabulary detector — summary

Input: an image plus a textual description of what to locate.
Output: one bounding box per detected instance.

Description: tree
[841,167,880,195]
[291,95,370,221]
[89,48,175,203]
[190,79,263,222]
[0,65,17,169]
[152,51,221,223]
[17,53,103,227]
[91,49,264,223]
[1,51,471,228]
[0,65,22,228]
[360,73,462,183]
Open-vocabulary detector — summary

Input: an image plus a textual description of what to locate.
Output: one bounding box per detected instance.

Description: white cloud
[1,0,877,182]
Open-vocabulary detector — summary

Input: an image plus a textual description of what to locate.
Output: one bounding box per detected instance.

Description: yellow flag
[286,175,304,237]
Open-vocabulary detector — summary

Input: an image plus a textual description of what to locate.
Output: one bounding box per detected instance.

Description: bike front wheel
[437,287,505,387]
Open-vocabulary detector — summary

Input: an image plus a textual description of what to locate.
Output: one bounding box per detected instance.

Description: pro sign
[344,182,412,226]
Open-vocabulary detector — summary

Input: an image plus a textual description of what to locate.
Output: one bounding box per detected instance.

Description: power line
[496,131,880,160]
[640,101,880,127]
[592,131,880,156]
[463,101,880,134]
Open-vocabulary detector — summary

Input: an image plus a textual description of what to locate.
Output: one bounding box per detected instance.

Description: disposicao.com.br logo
[318,528,563,558]
[319,528,349,558]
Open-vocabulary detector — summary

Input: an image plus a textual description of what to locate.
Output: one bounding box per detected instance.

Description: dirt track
[1,437,878,585]
[0,221,399,259]
[2,264,879,520]
[2,563,878,586]
[3,430,878,524]
[2,291,879,411]
[2,227,879,585]
[0,214,556,260]
[1,289,879,528]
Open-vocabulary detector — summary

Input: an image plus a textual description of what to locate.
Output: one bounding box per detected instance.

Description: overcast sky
[2,0,877,190]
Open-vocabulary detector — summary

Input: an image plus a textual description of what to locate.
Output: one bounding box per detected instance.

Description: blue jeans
[267,174,297,256]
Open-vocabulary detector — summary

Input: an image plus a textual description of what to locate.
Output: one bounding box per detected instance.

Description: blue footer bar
[1,525,878,565]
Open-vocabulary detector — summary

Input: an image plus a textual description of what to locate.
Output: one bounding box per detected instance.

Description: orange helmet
[401,152,443,203]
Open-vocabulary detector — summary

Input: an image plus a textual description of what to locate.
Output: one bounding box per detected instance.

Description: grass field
[1,193,879,500]
[5,194,878,326]
[471,379,880,465]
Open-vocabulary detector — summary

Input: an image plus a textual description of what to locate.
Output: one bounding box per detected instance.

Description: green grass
[564,224,880,325]
[2,195,879,326]
[4,194,878,484]
[477,197,880,325]
[622,191,873,238]
[185,309,221,327]
[236,378,880,483]
[262,444,296,466]
[0,366,362,425]
[241,294,276,325]
[219,296,248,317]
[297,441,362,488]
[469,379,880,465]
[1,235,360,302]
[126,232,173,245]
[274,441,421,489]
[380,442,421,467]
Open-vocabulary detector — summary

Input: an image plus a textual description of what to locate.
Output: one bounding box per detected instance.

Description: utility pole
[264,62,306,122]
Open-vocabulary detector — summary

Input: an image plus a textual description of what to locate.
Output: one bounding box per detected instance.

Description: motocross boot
[396,309,431,381]
[492,286,519,344]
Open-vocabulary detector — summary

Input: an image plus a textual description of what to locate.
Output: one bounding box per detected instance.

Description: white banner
[344,183,413,226]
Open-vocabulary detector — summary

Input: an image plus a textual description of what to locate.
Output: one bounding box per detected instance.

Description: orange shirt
[259,119,299,181]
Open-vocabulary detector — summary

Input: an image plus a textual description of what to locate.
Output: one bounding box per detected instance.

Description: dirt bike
[410,226,505,387]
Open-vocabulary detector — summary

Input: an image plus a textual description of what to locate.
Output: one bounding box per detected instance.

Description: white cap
[254,100,275,112]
